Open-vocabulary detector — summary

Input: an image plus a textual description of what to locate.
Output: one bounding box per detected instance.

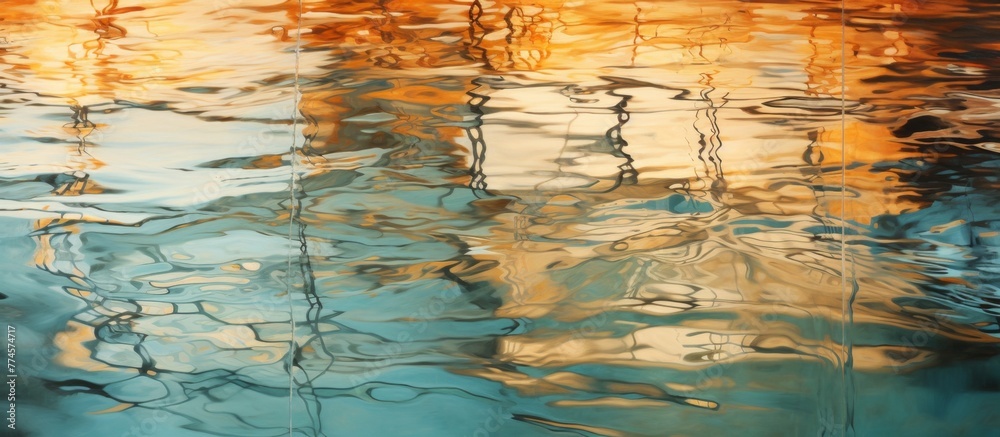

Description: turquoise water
[1,0,1000,436]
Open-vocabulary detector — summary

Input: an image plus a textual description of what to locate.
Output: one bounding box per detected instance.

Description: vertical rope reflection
[295,216,335,437]
[466,78,490,196]
[841,0,856,434]
[603,89,637,191]
[287,0,304,434]
[691,73,727,200]
[465,0,488,66]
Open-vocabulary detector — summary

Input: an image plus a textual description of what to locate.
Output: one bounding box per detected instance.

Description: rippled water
[1,0,999,436]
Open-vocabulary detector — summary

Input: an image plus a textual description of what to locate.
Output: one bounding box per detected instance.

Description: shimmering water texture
[1,0,999,436]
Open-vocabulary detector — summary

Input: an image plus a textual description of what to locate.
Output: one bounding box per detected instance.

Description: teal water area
[1,0,1000,436]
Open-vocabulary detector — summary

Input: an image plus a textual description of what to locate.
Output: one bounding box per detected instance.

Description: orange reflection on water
[6,4,1000,433]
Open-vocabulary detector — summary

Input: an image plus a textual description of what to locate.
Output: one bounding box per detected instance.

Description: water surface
[1,1,999,436]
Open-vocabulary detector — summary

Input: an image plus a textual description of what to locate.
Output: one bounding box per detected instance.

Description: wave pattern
[1,0,999,436]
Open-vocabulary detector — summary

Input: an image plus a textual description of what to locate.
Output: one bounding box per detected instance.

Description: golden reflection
[28,211,291,379]
[54,320,127,373]
[88,402,136,415]
[2,0,298,110]
[467,1,557,71]
[292,0,1000,395]
[6,1,1000,430]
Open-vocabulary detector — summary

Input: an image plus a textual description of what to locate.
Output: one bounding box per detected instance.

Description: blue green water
[2,0,1000,436]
